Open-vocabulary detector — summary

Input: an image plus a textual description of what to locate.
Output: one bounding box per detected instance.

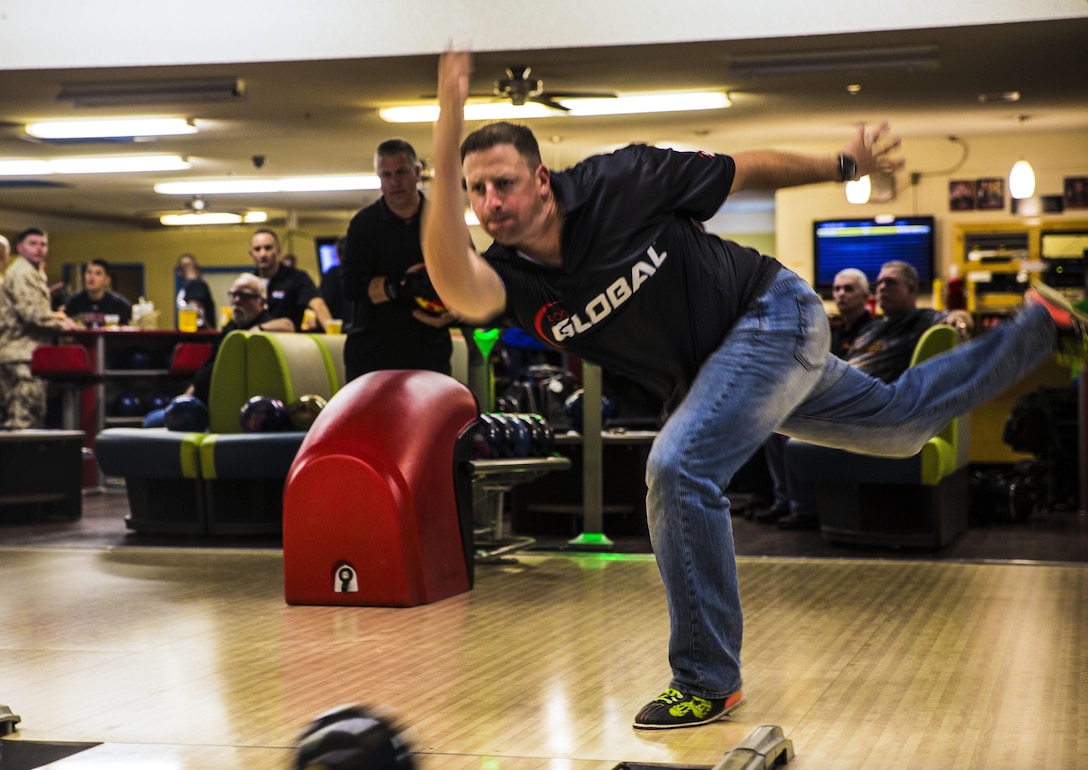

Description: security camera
[252,155,267,169]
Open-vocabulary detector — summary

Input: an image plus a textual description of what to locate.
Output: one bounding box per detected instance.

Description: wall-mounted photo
[949,180,975,211]
[1065,177,1088,210]
[976,178,1006,210]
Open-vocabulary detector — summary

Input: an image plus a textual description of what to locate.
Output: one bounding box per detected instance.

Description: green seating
[786,324,970,548]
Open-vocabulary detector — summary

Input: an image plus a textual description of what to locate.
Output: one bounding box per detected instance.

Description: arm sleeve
[340,213,377,303]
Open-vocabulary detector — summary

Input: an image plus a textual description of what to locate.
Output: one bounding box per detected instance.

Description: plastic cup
[325,319,343,334]
[178,307,199,333]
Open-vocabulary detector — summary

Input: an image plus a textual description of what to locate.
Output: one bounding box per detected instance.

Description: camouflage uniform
[0,256,66,429]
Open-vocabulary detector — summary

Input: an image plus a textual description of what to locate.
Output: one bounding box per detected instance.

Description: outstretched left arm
[730,120,904,193]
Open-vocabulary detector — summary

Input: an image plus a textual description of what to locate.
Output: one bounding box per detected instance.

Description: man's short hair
[86,258,111,277]
[15,227,46,246]
[235,273,267,300]
[834,268,870,295]
[376,138,419,166]
[251,228,279,246]
[881,261,919,293]
[460,122,542,169]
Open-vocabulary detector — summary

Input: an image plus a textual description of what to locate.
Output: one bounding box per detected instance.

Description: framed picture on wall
[1065,177,1088,210]
[949,180,975,210]
[976,178,1005,210]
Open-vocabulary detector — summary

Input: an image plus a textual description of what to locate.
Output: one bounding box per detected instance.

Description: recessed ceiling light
[977,91,1021,103]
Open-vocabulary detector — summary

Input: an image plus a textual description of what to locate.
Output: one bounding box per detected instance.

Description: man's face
[376,152,421,214]
[17,233,48,266]
[249,233,279,273]
[832,276,868,317]
[83,264,109,294]
[228,279,264,327]
[875,267,916,317]
[463,144,548,246]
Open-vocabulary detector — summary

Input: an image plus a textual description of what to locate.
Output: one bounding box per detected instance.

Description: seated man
[763,260,971,530]
[63,259,132,326]
[143,273,293,426]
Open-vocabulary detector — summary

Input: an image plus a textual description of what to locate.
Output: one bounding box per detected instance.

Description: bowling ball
[563,389,619,433]
[469,423,492,460]
[126,347,153,370]
[476,413,504,458]
[529,413,555,455]
[486,412,517,458]
[240,394,290,433]
[413,295,447,315]
[286,394,328,431]
[113,392,144,417]
[506,413,533,458]
[296,704,414,770]
[146,392,172,412]
[163,395,209,432]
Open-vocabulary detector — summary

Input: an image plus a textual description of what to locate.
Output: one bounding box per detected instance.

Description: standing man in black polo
[339,138,456,381]
[249,228,332,332]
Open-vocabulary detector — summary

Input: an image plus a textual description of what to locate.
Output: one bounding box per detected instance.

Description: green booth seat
[786,324,970,549]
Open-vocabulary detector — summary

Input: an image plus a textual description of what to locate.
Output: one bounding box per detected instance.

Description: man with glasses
[142,274,292,427]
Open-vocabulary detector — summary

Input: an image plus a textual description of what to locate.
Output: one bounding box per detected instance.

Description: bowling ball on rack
[125,347,154,370]
[505,413,533,458]
[529,413,555,455]
[469,422,492,460]
[113,392,144,417]
[476,413,504,458]
[145,392,173,412]
[163,395,209,432]
[485,412,517,458]
[295,704,415,770]
[286,394,328,431]
[240,395,290,433]
[563,389,619,433]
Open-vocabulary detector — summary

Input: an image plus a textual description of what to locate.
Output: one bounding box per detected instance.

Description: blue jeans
[645,269,1055,699]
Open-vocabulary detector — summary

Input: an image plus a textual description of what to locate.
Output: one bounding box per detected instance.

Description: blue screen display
[316,237,340,275]
[813,216,935,294]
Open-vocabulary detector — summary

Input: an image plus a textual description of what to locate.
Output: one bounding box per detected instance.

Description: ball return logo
[534,245,667,345]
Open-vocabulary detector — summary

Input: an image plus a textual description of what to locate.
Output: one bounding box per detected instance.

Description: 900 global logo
[534,245,667,345]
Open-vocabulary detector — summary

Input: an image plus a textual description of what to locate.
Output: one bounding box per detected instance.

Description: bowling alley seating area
[95,330,345,535]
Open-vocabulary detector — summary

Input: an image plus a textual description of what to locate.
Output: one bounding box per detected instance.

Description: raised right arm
[420,50,507,325]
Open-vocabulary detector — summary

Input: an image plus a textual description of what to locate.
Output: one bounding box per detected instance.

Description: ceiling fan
[490,66,616,111]
[423,65,618,112]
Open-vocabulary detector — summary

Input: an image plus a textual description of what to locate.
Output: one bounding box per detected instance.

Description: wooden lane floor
[1,546,1086,769]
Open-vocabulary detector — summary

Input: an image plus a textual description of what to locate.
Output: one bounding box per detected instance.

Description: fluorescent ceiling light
[565,92,730,116]
[0,159,51,175]
[278,175,381,192]
[26,118,198,140]
[155,175,379,195]
[50,155,191,174]
[0,154,189,175]
[160,211,268,226]
[729,45,940,77]
[58,78,244,107]
[379,91,730,124]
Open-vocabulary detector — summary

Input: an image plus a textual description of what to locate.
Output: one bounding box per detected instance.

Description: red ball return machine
[283,369,568,607]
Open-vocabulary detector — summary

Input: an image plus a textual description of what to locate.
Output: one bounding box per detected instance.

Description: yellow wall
[4,225,343,328]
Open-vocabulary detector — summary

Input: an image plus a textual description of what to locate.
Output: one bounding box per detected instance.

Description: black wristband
[383,277,400,301]
[838,153,858,183]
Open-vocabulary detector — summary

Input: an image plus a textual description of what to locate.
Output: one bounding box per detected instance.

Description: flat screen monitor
[315,236,341,276]
[812,215,936,297]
